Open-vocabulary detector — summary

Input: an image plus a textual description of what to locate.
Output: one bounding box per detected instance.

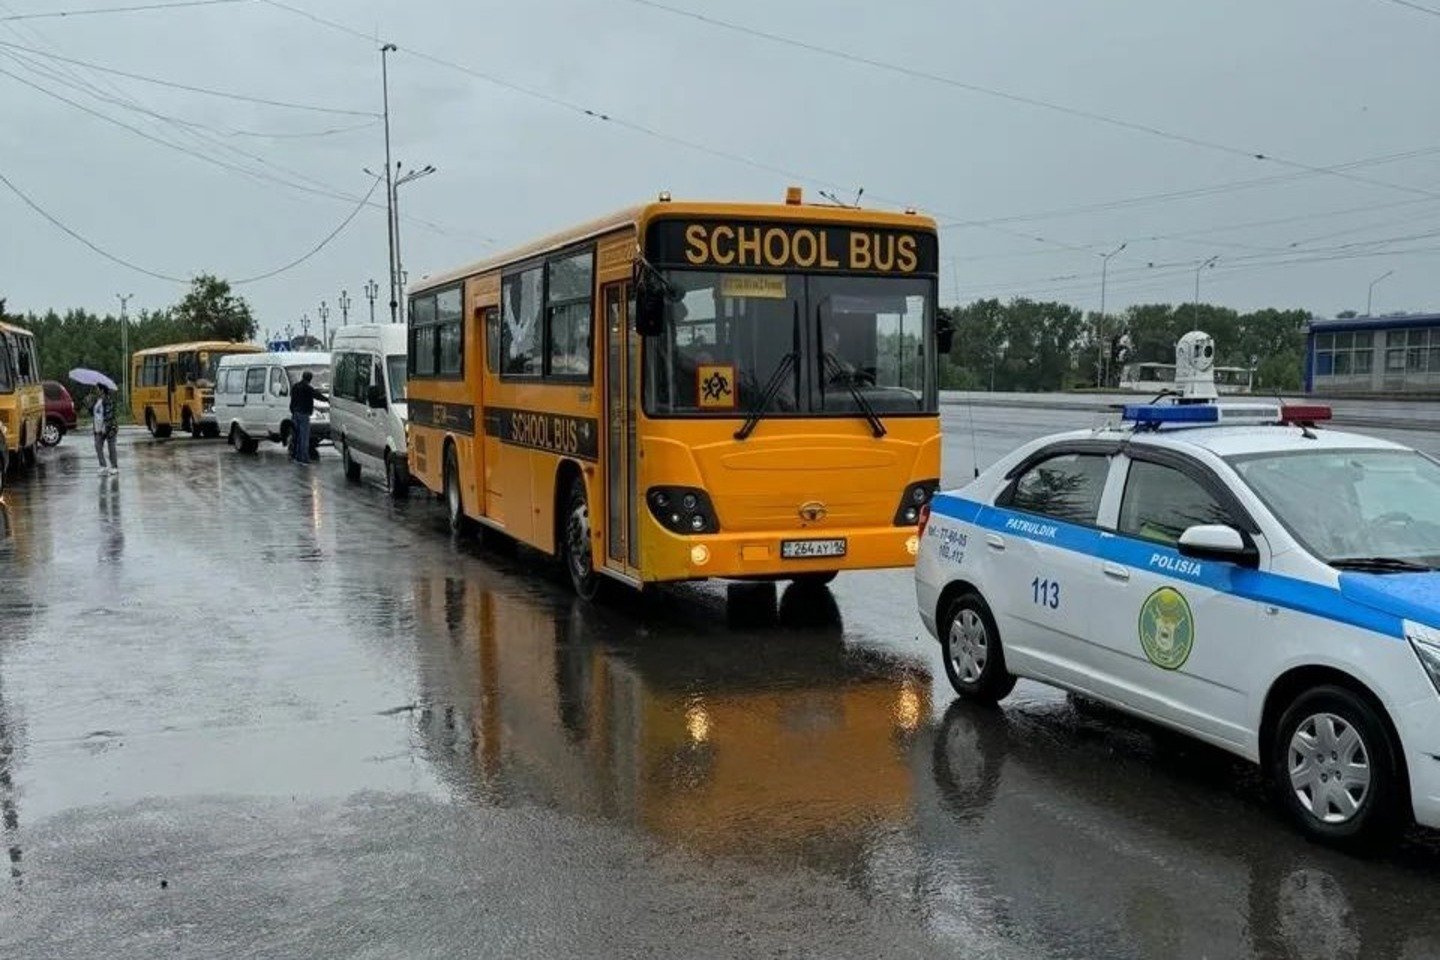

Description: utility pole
[116,293,133,406]
[381,42,399,324]
[1367,269,1394,316]
[318,300,330,348]
[363,279,378,323]
[1097,242,1125,387]
[1193,256,1219,326]
[339,289,351,328]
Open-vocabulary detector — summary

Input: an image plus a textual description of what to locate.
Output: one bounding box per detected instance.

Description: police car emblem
[1139,586,1194,670]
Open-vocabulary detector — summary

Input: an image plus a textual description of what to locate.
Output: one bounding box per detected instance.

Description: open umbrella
[69,367,118,391]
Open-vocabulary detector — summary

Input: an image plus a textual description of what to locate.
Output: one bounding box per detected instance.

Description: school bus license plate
[781,538,848,559]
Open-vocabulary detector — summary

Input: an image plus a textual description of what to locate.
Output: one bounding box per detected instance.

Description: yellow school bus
[0,320,44,473]
[407,190,946,596]
[130,341,261,438]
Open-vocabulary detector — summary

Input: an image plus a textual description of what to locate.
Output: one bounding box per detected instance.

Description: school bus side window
[484,307,500,373]
[546,250,593,380]
[437,287,463,377]
[502,267,543,377]
[0,336,14,391]
[410,295,437,377]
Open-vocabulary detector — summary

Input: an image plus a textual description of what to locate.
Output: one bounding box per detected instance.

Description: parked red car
[41,380,77,447]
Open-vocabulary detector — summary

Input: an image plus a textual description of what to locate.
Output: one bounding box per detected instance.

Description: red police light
[917,502,932,538]
[1280,404,1333,424]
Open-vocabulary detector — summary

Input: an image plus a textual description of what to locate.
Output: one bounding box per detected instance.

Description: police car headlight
[1404,620,1440,695]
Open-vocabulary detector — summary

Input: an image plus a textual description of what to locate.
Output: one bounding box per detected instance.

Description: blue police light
[1121,404,1221,426]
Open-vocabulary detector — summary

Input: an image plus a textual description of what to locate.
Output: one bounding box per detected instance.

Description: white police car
[916,333,1440,847]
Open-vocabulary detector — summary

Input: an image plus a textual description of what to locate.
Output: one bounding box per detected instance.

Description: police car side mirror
[367,384,388,409]
[1178,524,1258,567]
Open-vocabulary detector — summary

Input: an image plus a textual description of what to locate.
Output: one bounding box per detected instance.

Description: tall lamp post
[1193,255,1219,326]
[380,43,398,323]
[363,279,379,323]
[1367,269,1394,316]
[116,293,133,405]
[392,163,435,325]
[318,300,330,348]
[1097,242,1125,387]
[339,289,351,328]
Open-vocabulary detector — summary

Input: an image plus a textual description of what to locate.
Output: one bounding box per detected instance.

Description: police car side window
[1006,453,1109,524]
[1119,460,1234,545]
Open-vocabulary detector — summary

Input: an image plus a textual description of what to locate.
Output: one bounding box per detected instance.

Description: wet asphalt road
[1,410,1439,959]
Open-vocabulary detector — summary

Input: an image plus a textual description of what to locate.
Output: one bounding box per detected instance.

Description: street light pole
[1367,269,1394,316]
[1193,255,1219,326]
[380,43,399,324]
[318,300,330,348]
[363,279,379,323]
[392,163,435,325]
[116,293,132,406]
[339,290,351,328]
[1097,242,1125,387]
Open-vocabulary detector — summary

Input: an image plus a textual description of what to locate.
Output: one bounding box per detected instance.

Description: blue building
[1305,313,1440,394]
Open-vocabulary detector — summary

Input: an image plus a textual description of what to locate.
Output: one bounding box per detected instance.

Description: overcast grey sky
[3,0,1439,333]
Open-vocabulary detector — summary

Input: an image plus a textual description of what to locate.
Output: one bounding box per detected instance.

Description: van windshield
[286,365,332,392]
[387,355,407,402]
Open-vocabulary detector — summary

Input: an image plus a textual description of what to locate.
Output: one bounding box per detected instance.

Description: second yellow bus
[131,341,262,438]
[0,320,44,475]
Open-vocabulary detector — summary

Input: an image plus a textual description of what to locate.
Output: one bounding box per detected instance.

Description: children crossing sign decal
[697,363,737,410]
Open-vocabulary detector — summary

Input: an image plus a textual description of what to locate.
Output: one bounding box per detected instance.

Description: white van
[329,325,409,496]
[214,351,332,457]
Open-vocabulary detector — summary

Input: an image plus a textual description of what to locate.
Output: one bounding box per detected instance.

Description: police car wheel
[941,593,1016,703]
[1271,686,1404,848]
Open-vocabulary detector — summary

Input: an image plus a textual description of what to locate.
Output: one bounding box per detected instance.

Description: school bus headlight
[648,485,720,535]
[690,545,710,566]
[894,479,940,526]
[906,535,919,556]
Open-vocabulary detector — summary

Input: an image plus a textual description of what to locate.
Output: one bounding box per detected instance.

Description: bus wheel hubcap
[1289,712,1371,824]
[41,423,58,444]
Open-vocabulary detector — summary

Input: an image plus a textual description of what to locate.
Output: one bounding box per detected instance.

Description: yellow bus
[0,320,44,474]
[130,341,261,438]
[407,189,948,596]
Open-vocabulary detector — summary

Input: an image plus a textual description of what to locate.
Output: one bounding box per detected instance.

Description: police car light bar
[1280,404,1333,425]
[1121,401,1286,429]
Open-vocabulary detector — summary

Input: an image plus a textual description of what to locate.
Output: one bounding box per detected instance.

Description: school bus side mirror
[936,317,955,355]
[635,285,665,337]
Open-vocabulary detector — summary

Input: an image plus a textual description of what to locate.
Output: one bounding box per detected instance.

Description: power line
[0,0,244,22]
[0,165,382,285]
[1374,0,1440,18]
[0,167,184,281]
[0,38,378,115]
[622,0,1440,204]
[233,175,381,284]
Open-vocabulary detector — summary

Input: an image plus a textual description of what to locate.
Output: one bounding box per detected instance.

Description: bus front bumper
[644,522,921,582]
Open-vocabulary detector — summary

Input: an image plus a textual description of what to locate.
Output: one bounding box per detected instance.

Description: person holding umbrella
[70,368,120,476]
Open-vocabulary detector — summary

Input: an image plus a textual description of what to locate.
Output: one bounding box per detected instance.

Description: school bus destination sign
[647,219,939,275]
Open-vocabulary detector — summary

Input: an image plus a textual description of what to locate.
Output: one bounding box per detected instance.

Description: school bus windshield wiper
[734,351,799,441]
[822,353,887,439]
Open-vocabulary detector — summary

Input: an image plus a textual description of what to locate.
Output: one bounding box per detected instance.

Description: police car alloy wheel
[941,593,1017,703]
[1271,686,1404,847]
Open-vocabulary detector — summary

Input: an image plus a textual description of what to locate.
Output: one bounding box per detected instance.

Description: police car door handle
[1102,562,1130,582]
[985,534,1006,552]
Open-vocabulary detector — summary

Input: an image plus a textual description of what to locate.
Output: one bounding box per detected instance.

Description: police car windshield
[1228,449,1440,568]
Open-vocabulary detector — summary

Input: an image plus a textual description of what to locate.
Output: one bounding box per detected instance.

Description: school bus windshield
[644,271,935,416]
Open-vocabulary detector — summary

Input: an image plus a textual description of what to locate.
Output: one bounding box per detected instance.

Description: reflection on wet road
[0,410,1437,958]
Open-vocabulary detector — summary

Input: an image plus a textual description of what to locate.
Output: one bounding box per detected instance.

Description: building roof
[132,341,260,355]
[1307,313,1440,335]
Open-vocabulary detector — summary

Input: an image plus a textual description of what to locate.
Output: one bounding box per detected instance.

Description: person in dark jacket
[91,384,120,476]
[288,371,327,464]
